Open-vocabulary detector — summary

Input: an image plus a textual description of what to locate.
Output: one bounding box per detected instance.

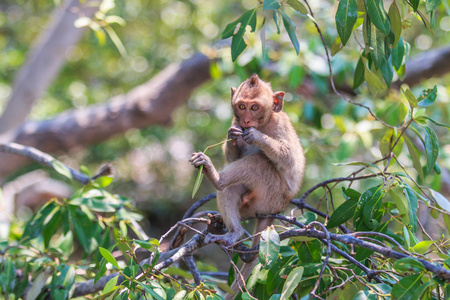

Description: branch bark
[0,0,100,133]
[0,53,211,180]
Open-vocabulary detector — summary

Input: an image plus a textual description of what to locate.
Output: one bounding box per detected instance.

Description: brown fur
[189,74,305,297]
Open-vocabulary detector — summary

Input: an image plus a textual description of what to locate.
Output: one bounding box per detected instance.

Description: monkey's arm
[242,128,292,165]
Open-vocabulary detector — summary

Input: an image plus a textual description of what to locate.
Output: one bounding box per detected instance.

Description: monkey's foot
[204,232,241,247]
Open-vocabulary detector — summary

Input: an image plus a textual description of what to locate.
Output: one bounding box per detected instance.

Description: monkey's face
[233,99,267,129]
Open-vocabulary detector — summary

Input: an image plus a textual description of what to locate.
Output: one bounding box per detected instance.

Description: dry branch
[0,0,100,133]
[0,53,211,180]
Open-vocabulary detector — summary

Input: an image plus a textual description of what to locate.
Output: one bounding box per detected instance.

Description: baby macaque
[190,74,305,246]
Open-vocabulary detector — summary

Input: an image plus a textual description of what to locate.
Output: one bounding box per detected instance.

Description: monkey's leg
[204,185,245,246]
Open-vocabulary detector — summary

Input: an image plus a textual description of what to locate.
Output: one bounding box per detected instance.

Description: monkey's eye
[238,104,245,110]
[251,105,258,111]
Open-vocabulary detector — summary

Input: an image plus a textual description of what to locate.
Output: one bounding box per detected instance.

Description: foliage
[1,0,450,298]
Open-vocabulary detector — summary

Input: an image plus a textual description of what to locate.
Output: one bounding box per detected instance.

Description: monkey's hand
[189,152,213,174]
[242,127,264,145]
[227,125,243,140]
[189,152,222,190]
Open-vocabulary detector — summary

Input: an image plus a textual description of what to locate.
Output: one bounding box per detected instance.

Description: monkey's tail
[225,218,273,300]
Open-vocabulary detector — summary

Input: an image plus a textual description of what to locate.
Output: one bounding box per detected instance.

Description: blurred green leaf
[430,189,450,212]
[50,265,75,300]
[263,0,281,11]
[280,10,300,55]
[353,56,365,89]
[388,1,402,48]
[404,136,424,183]
[99,247,120,269]
[392,274,424,299]
[297,240,322,263]
[286,0,308,14]
[394,257,426,273]
[0,258,16,293]
[426,0,441,13]
[52,160,73,180]
[327,198,358,229]
[412,240,435,254]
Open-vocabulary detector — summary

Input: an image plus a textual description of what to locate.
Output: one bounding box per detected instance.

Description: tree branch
[0,53,212,180]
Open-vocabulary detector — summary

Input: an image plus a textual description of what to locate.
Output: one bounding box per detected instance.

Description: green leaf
[353,56,365,89]
[280,10,300,55]
[286,0,308,14]
[297,240,322,263]
[327,199,358,228]
[266,254,298,294]
[403,186,418,233]
[380,129,393,158]
[430,189,450,212]
[21,200,59,243]
[335,0,358,45]
[94,176,114,188]
[191,166,204,198]
[362,185,385,229]
[280,266,304,299]
[99,247,120,269]
[259,226,280,269]
[50,266,75,300]
[402,87,418,108]
[394,257,426,273]
[422,125,439,175]
[263,0,281,11]
[52,159,73,180]
[222,9,257,61]
[412,240,435,254]
[420,116,450,128]
[392,37,405,70]
[361,56,387,91]
[388,188,410,224]
[69,205,93,253]
[388,1,402,48]
[366,16,386,69]
[410,0,420,11]
[417,85,437,107]
[392,273,423,299]
[0,258,16,293]
[380,57,393,86]
[426,0,441,13]
[134,238,159,252]
[354,185,383,231]
[136,282,165,300]
[364,0,391,35]
[404,136,424,183]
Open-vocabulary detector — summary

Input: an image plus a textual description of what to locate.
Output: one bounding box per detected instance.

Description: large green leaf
[280,266,304,299]
[364,0,391,35]
[297,240,322,263]
[327,198,358,228]
[366,17,386,69]
[361,56,387,91]
[388,188,410,224]
[394,257,425,273]
[422,125,439,175]
[391,37,405,70]
[335,0,357,45]
[69,205,93,253]
[362,185,385,229]
[430,189,450,212]
[280,10,300,55]
[380,57,393,86]
[221,9,258,61]
[391,273,423,299]
[21,200,59,243]
[99,247,120,269]
[388,1,402,48]
[259,226,281,269]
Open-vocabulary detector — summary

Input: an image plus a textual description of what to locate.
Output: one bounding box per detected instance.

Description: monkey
[189,74,305,247]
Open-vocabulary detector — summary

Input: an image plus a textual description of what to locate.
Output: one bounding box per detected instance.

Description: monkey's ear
[231,87,236,97]
[273,91,285,112]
